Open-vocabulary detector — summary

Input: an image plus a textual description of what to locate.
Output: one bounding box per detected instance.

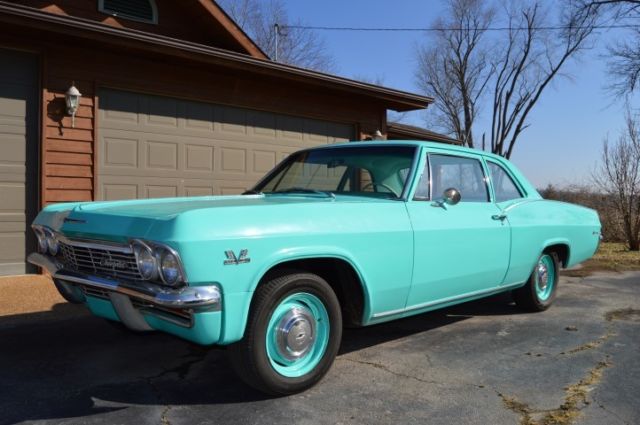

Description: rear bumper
[27,252,221,310]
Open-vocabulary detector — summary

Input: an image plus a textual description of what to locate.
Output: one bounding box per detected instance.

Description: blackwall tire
[228,272,342,395]
[513,252,559,312]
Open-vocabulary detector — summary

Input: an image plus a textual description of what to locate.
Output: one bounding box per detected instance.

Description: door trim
[372,281,523,318]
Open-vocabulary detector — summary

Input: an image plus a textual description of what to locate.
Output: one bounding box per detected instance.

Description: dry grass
[562,242,640,277]
[500,359,612,425]
[604,308,640,322]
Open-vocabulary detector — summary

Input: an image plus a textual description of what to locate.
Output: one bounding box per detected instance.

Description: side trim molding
[372,282,523,318]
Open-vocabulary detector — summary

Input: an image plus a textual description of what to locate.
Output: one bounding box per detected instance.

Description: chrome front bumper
[27,252,221,311]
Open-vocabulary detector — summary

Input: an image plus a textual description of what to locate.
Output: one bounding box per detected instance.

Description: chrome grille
[81,286,110,300]
[60,240,143,282]
[131,297,192,324]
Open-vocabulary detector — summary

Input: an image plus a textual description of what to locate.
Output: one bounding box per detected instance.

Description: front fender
[219,246,372,345]
[249,245,370,295]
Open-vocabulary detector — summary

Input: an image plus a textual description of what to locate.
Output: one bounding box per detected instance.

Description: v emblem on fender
[224,249,250,265]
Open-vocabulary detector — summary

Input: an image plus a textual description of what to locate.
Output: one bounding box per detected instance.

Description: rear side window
[488,161,523,202]
[430,154,489,202]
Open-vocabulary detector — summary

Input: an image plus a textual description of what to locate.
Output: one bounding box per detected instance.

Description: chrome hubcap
[537,262,549,291]
[276,307,316,361]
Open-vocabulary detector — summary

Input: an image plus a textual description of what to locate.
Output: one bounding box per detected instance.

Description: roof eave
[0,2,432,112]
[387,123,461,145]
[199,0,269,60]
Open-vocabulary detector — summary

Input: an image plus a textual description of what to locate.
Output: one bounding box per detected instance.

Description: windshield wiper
[242,189,263,195]
[271,187,335,198]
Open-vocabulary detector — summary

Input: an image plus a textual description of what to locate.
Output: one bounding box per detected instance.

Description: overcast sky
[279,0,636,189]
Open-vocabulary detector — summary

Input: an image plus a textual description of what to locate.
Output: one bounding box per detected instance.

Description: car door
[405,151,511,308]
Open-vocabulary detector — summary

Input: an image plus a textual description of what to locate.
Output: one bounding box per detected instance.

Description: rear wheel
[228,272,342,395]
[513,252,559,312]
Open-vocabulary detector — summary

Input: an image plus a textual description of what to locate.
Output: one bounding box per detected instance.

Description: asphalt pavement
[1,272,638,425]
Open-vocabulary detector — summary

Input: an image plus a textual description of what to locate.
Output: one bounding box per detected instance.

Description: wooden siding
[43,80,94,204]
[0,23,386,207]
[12,0,264,57]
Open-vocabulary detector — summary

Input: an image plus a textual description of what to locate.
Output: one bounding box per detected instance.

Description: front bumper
[28,252,224,345]
[28,252,221,310]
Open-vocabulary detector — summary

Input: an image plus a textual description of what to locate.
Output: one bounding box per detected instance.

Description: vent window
[99,0,158,24]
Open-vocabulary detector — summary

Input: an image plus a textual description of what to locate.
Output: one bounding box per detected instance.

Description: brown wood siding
[2,27,386,206]
[43,77,94,205]
[13,0,263,56]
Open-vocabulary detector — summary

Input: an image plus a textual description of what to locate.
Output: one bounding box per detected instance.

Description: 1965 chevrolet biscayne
[28,141,601,394]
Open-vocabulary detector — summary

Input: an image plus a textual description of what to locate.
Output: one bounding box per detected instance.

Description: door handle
[492,213,507,221]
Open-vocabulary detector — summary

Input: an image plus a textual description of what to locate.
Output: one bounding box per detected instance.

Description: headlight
[133,241,157,280]
[131,239,185,286]
[43,228,59,256]
[33,227,48,254]
[160,250,181,286]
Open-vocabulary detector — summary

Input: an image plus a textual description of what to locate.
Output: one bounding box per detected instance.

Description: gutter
[0,2,433,112]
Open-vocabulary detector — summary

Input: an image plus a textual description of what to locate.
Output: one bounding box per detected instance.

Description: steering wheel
[362,182,400,198]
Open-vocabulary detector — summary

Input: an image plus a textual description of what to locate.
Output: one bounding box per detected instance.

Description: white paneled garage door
[0,50,38,275]
[98,89,354,200]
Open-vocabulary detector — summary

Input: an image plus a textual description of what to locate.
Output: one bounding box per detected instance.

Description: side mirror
[442,188,461,205]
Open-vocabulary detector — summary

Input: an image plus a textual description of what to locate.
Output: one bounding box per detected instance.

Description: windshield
[253,145,417,199]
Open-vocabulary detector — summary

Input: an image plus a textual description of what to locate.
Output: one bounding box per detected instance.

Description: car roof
[312,140,540,198]
[312,140,508,163]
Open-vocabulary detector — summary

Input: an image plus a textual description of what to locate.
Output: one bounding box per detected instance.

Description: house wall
[1,26,386,207]
[11,0,248,52]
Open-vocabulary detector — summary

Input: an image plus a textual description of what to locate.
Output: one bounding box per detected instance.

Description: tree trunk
[622,215,639,250]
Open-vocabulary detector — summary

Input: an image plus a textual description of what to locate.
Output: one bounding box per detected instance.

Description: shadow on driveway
[0,293,523,425]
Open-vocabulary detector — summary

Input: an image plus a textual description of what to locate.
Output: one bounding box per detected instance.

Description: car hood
[35,194,397,244]
[65,195,343,219]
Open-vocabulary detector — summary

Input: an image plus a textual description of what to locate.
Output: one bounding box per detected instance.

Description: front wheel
[513,252,559,312]
[228,272,342,395]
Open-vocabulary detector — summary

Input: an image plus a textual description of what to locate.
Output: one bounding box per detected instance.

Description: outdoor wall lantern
[372,130,384,140]
[65,82,82,128]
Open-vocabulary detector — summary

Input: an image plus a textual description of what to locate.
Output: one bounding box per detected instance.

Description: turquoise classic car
[28,141,601,394]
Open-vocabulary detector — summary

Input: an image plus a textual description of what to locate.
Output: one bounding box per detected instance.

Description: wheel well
[259,258,366,327]
[543,244,570,268]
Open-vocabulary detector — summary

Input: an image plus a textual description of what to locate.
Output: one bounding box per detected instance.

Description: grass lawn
[562,242,640,277]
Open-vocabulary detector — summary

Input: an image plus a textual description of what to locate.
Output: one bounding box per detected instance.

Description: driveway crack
[160,405,172,425]
[498,357,613,425]
[138,346,206,425]
[591,395,631,425]
[341,357,441,385]
[560,324,616,356]
[142,346,207,381]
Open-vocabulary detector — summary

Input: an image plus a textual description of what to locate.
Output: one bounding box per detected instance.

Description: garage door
[0,50,38,275]
[98,89,354,200]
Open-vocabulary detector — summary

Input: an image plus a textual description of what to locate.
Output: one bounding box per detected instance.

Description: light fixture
[65,82,82,128]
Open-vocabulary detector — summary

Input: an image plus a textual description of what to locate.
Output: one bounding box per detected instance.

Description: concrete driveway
[0,272,638,425]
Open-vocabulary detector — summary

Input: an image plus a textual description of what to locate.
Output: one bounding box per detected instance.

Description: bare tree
[416,0,598,157]
[491,2,597,158]
[416,0,494,148]
[593,108,640,250]
[576,1,640,96]
[217,0,335,72]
